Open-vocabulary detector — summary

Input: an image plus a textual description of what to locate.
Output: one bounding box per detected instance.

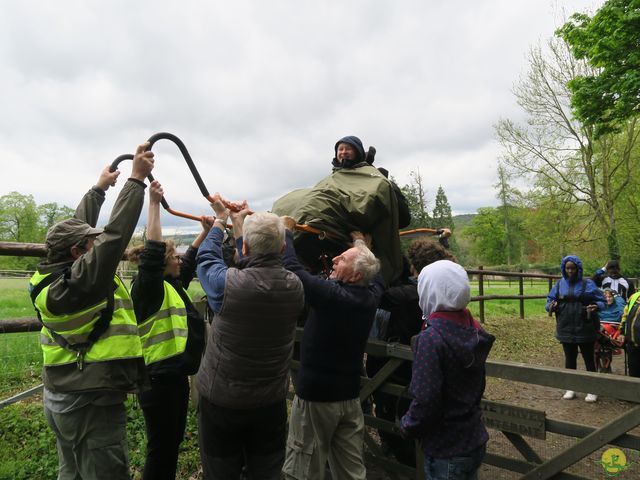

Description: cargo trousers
[44,402,129,480]
[283,396,366,480]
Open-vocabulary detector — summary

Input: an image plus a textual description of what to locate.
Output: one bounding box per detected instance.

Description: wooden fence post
[519,269,525,320]
[478,266,485,324]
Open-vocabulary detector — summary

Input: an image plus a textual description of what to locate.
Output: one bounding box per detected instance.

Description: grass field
[0,276,556,479]
[0,278,35,320]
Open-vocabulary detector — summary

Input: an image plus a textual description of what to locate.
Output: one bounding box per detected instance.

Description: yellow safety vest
[30,271,142,367]
[137,281,189,366]
[622,292,640,346]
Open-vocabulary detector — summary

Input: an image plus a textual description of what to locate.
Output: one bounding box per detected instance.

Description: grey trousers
[283,396,366,480]
[44,402,129,480]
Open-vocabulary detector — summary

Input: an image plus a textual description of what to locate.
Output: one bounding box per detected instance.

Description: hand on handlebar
[96,165,120,192]
[131,142,155,181]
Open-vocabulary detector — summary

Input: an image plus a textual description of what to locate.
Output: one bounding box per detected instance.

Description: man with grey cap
[29,143,154,480]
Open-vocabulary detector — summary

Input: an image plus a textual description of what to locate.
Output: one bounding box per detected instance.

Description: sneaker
[562,390,576,400]
[585,394,598,403]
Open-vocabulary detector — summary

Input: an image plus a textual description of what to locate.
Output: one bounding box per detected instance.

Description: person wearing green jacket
[272,135,401,284]
[29,143,154,480]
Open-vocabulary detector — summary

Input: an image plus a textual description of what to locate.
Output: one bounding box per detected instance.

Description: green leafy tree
[0,193,75,271]
[494,163,521,265]
[464,207,507,265]
[557,0,640,137]
[520,182,588,264]
[0,192,40,243]
[38,202,75,235]
[465,206,526,267]
[0,192,42,271]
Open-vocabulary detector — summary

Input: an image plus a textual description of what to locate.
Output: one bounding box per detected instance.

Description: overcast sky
[0,0,603,231]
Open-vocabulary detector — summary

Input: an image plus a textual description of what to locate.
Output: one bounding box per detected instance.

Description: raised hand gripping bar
[109,151,204,223]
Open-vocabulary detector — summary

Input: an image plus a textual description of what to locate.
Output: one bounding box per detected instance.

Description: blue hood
[560,255,583,283]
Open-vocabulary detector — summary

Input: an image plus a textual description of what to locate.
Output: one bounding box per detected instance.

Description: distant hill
[453,213,475,230]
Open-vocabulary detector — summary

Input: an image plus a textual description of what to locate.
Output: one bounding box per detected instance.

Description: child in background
[599,288,625,325]
[400,260,495,480]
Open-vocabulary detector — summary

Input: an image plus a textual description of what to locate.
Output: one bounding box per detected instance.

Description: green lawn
[468,280,550,320]
[0,277,34,320]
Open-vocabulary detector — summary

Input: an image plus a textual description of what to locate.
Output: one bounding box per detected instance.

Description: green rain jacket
[272,162,400,285]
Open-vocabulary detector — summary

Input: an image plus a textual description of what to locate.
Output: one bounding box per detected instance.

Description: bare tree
[400,168,432,228]
[495,37,639,260]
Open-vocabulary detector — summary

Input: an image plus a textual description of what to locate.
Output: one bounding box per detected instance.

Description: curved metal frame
[109,151,203,222]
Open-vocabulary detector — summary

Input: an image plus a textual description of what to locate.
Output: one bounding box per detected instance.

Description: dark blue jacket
[546,255,605,343]
[400,310,494,458]
[282,232,385,401]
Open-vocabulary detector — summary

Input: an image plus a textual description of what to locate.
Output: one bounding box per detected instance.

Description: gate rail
[355,336,640,480]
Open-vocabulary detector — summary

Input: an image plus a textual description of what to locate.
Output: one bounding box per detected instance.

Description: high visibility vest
[30,271,142,367]
[137,281,189,366]
[623,292,640,346]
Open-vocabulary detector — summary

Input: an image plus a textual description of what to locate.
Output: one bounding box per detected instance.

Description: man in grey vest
[196,194,305,480]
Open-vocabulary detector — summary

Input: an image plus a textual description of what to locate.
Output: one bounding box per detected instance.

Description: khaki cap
[46,218,103,254]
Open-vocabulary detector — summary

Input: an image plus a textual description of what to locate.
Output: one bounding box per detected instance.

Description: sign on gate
[481,400,546,439]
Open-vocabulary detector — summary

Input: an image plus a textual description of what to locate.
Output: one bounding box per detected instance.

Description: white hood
[417,260,470,317]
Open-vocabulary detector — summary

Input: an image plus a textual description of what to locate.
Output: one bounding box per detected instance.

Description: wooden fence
[468,267,559,323]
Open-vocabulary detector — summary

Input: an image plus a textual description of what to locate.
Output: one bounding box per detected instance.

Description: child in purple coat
[400,260,495,480]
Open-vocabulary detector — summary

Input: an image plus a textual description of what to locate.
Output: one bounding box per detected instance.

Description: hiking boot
[585,393,598,403]
[562,390,576,400]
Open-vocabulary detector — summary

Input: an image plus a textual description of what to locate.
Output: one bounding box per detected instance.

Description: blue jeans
[424,443,486,480]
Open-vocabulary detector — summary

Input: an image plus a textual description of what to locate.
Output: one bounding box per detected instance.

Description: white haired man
[196,195,305,480]
[280,216,385,480]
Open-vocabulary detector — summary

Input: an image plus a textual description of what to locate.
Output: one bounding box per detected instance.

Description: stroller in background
[595,321,626,374]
